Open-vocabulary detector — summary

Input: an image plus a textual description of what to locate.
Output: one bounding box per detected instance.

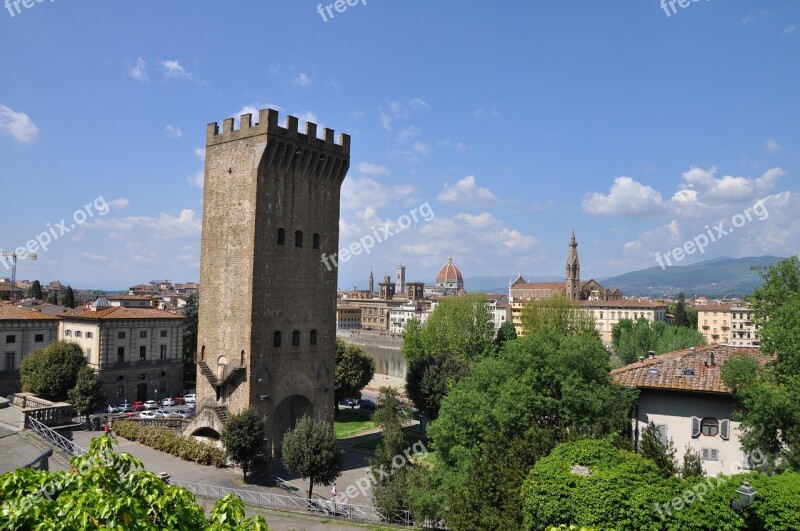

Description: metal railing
[25,415,85,457]
[21,449,53,471]
[172,480,414,527]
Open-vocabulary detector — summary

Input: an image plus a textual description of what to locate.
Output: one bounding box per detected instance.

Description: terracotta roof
[612,344,769,395]
[697,304,733,312]
[0,305,61,321]
[107,295,156,301]
[512,282,566,290]
[436,256,464,284]
[579,299,667,308]
[64,307,185,320]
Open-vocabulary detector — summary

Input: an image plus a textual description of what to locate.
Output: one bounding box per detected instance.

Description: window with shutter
[720,419,730,440]
[701,448,719,461]
[692,416,701,438]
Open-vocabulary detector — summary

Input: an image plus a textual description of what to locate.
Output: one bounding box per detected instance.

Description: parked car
[357,398,377,410]
[171,396,183,405]
[183,394,196,404]
[131,401,145,411]
[161,397,176,407]
[143,400,158,410]
[139,411,157,419]
[107,405,120,413]
[173,409,193,418]
[339,397,357,407]
[118,404,134,413]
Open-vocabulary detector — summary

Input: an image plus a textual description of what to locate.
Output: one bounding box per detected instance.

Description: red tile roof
[579,299,667,309]
[0,305,62,321]
[64,307,185,320]
[611,344,769,395]
[512,282,566,290]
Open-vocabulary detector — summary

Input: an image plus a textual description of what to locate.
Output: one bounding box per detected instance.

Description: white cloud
[193,147,205,160]
[164,125,183,138]
[292,73,312,87]
[397,125,421,143]
[438,176,499,205]
[109,198,129,210]
[0,104,39,143]
[128,57,149,83]
[678,166,782,203]
[160,60,195,81]
[352,110,365,119]
[408,98,430,111]
[583,177,665,217]
[341,177,415,211]
[763,138,782,153]
[783,24,796,34]
[622,220,681,257]
[456,212,499,228]
[438,139,466,151]
[357,162,391,177]
[82,252,109,261]
[92,209,202,239]
[414,142,431,155]
[379,98,430,133]
[188,170,204,189]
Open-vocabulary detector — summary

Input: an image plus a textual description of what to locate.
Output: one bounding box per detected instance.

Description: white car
[143,400,158,410]
[161,397,176,407]
[183,394,196,404]
[139,411,157,419]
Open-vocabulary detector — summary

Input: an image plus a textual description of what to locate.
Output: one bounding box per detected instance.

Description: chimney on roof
[647,351,655,359]
[710,352,716,366]
[638,356,644,363]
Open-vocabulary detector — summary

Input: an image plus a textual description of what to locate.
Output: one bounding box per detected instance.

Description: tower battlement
[206,108,350,155]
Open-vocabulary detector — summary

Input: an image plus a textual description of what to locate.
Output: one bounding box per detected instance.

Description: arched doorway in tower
[272,394,313,455]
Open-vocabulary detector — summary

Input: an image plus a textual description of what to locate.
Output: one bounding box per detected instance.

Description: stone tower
[566,229,581,301]
[395,265,406,294]
[368,269,374,297]
[194,108,350,455]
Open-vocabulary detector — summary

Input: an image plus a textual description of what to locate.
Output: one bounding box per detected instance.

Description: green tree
[281,416,341,499]
[181,294,199,387]
[334,339,375,413]
[401,317,427,364]
[405,353,469,420]
[418,293,495,362]
[0,436,269,530]
[425,330,637,528]
[722,258,800,471]
[26,280,43,300]
[370,387,414,513]
[520,293,597,337]
[672,292,690,328]
[61,285,76,308]
[612,318,705,365]
[494,319,517,350]
[680,445,704,478]
[20,340,88,401]
[221,408,265,479]
[639,422,677,477]
[68,366,103,423]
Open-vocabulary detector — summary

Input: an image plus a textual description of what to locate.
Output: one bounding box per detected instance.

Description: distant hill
[599,256,785,298]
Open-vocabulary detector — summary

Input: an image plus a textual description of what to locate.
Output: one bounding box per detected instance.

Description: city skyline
[2,2,799,290]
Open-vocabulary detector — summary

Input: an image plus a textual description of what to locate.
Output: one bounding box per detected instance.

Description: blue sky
[1,1,799,290]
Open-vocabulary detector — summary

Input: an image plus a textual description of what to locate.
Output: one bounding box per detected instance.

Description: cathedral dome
[436,256,464,285]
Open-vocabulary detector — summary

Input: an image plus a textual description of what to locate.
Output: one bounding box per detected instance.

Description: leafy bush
[113,420,225,467]
[0,436,267,529]
[522,438,800,530]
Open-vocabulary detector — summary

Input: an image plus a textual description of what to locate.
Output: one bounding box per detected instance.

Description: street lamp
[155,389,159,404]
[731,481,757,511]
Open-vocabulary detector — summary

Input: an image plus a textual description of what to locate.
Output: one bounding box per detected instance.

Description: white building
[580,299,668,344]
[612,345,768,476]
[730,305,759,347]
[0,305,60,396]
[388,302,430,334]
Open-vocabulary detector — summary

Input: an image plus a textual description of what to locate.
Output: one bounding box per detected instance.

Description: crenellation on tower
[205,108,350,155]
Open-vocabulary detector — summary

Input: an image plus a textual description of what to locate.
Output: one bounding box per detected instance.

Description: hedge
[113,420,226,467]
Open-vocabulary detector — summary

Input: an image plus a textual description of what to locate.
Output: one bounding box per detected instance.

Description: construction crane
[0,251,37,303]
